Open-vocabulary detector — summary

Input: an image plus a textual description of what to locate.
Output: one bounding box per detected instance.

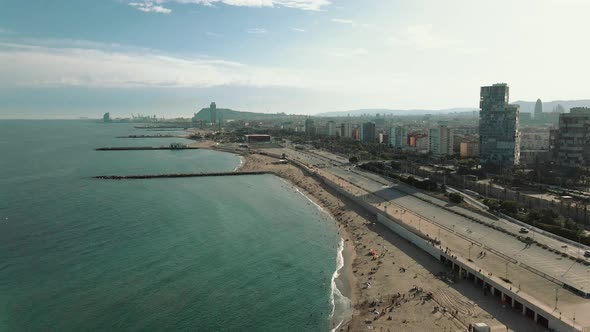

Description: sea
[0,120,350,331]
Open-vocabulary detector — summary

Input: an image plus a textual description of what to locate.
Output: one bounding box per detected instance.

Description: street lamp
[578,235,582,260]
[505,262,509,280]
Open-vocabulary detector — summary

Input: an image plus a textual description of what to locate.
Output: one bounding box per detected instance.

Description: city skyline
[2,0,590,118]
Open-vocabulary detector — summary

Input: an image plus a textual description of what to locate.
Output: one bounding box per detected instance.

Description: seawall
[285,159,580,332]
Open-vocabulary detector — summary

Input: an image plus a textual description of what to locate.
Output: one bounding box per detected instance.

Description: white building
[327,121,336,136]
[340,123,352,139]
[520,129,550,150]
[429,125,454,157]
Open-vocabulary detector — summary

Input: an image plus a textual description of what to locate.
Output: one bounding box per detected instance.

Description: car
[584,250,590,258]
[519,227,529,234]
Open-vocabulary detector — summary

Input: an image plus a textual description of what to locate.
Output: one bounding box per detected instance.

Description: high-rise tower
[361,122,376,143]
[479,83,520,166]
[210,102,217,124]
[534,99,543,118]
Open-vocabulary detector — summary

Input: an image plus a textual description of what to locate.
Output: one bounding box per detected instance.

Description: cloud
[330,18,374,29]
[0,41,312,89]
[331,18,353,24]
[291,28,305,32]
[389,24,477,53]
[325,47,368,58]
[129,2,172,13]
[247,27,268,34]
[205,31,223,37]
[129,0,330,12]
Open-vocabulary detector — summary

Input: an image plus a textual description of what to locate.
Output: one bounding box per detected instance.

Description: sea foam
[330,238,352,332]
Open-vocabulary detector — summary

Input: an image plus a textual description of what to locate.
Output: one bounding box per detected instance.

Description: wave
[273,176,350,329]
[330,238,352,332]
[293,186,325,212]
[233,156,245,171]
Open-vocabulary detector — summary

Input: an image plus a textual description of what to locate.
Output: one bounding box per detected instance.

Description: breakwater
[94,171,270,180]
[96,146,200,151]
[134,125,189,129]
[116,135,184,138]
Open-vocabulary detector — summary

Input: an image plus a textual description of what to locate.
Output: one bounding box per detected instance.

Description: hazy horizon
[1,0,590,118]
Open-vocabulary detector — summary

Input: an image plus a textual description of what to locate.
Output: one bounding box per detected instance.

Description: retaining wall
[442,252,580,332]
[302,162,581,332]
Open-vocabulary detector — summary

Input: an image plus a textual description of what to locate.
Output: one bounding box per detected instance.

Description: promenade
[268,147,590,331]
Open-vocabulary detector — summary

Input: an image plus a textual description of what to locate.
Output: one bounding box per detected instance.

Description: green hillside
[195,108,288,121]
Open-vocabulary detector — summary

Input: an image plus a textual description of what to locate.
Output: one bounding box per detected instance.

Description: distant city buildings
[340,123,352,139]
[460,141,479,158]
[519,112,532,123]
[520,128,550,150]
[416,135,430,153]
[327,121,336,136]
[389,126,408,148]
[361,122,376,143]
[407,132,429,153]
[519,150,550,165]
[210,102,217,124]
[478,83,521,166]
[552,107,590,168]
[381,131,389,144]
[352,127,361,141]
[103,112,111,123]
[553,104,566,114]
[534,98,543,118]
[453,126,478,136]
[429,125,454,157]
[305,118,316,135]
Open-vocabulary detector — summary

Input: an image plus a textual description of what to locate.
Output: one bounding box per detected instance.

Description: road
[268,147,590,293]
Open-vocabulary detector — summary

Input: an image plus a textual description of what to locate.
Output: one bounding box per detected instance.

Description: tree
[449,193,463,204]
[500,201,518,215]
[349,156,359,164]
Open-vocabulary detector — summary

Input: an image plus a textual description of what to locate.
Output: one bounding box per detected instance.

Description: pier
[146,128,186,131]
[96,146,199,151]
[115,135,186,138]
[134,125,190,129]
[94,171,270,180]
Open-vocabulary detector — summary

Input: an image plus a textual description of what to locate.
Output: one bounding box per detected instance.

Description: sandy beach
[192,141,534,331]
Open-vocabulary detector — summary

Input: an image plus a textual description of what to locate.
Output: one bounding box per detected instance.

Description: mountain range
[315,100,590,117]
[512,100,590,114]
[314,108,476,117]
[193,100,590,120]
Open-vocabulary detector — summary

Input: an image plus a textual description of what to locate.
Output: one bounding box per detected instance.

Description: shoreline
[189,142,529,331]
[186,141,358,328]
[231,147,358,330]
[278,173,355,330]
[332,235,355,331]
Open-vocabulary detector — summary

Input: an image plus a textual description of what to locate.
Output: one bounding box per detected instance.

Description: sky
[1,0,590,118]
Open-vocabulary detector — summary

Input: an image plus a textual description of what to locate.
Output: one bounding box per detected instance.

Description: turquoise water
[0,121,340,331]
